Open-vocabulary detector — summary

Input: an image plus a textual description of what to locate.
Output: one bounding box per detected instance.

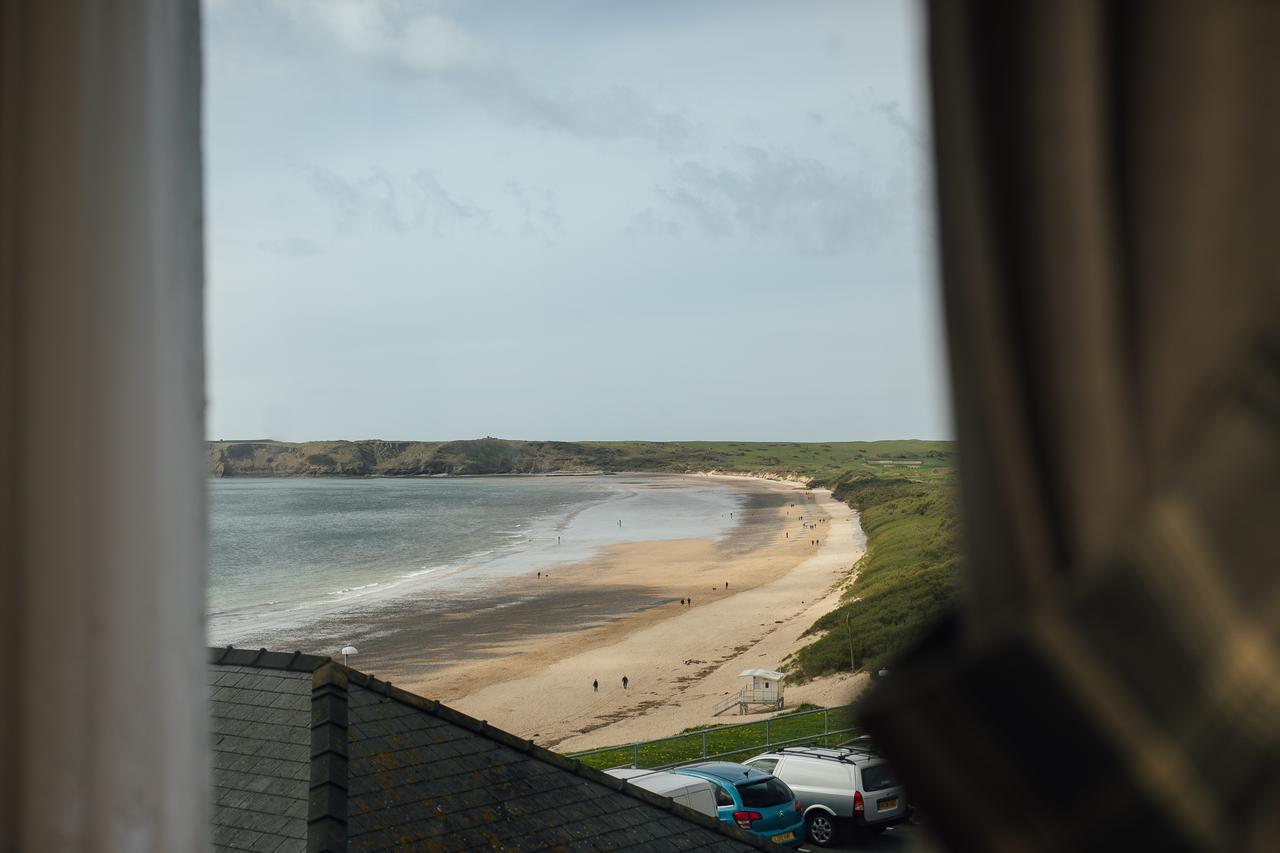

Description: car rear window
[860,763,897,792]
[737,777,793,808]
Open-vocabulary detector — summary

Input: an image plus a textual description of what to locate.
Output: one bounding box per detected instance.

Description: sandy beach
[379,475,868,751]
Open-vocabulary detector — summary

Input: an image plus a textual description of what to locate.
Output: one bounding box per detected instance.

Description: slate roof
[209,647,786,853]
[210,663,311,853]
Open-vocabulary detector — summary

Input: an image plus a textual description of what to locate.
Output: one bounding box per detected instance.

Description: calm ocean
[208,475,743,644]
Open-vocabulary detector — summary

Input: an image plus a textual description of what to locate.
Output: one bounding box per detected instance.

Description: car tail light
[732,810,762,829]
[794,800,802,813]
[853,791,864,815]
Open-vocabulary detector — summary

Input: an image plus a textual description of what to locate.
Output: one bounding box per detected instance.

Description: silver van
[744,745,909,847]
[604,768,718,818]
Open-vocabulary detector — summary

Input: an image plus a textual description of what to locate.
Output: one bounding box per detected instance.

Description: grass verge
[572,705,860,770]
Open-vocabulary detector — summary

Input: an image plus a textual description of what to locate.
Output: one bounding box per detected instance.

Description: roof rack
[774,745,880,764]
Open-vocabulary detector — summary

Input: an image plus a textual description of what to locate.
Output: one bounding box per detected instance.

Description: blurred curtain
[861,2,1280,851]
[0,2,207,850]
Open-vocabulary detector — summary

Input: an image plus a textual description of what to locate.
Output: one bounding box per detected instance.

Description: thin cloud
[265,0,693,148]
[306,166,493,237]
[455,74,694,147]
[271,0,486,71]
[504,182,564,246]
[655,146,897,254]
[872,100,925,150]
[259,237,324,258]
[627,208,685,239]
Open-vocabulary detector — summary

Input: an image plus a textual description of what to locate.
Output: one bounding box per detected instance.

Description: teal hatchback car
[671,762,805,847]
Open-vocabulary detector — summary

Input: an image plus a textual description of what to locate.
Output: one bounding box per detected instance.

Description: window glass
[712,783,735,807]
[860,763,898,792]
[737,778,793,808]
[747,758,779,774]
[781,759,850,789]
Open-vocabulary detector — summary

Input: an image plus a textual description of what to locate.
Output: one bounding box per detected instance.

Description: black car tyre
[805,812,837,847]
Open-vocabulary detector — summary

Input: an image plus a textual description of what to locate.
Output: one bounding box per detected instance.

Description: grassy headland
[208,436,952,480]
[208,437,960,681]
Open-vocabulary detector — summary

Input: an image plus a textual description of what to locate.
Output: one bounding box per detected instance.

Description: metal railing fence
[567,704,859,771]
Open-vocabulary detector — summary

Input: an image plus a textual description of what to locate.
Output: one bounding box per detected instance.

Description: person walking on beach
[593,679,598,692]
[622,675,629,690]
[680,598,685,606]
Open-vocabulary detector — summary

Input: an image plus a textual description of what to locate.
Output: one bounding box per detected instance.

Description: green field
[572,705,861,770]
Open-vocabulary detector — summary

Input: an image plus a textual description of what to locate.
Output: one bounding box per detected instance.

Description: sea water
[208,475,743,644]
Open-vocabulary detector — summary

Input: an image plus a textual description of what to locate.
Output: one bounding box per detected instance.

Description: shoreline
[208,470,620,479]
[210,472,868,750]
[390,478,867,750]
[209,473,767,647]
[209,468,815,481]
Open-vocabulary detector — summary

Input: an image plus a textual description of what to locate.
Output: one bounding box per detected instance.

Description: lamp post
[341,645,358,666]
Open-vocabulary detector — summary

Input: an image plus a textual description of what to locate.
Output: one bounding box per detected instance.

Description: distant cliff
[207,437,955,483]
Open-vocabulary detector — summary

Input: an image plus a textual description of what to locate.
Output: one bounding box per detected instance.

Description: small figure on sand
[622,675,629,690]
[593,679,598,692]
[537,571,541,578]
[725,581,729,589]
[680,598,685,606]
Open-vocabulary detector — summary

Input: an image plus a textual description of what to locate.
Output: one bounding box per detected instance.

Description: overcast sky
[203,0,951,442]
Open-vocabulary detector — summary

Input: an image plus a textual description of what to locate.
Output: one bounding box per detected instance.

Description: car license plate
[770,832,794,843]
[878,798,898,811]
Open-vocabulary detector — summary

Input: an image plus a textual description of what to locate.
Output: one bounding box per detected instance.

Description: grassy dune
[788,472,960,679]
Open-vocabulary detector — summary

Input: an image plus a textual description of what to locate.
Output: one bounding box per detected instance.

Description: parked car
[604,768,718,817]
[669,762,805,847]
[744,744,910,847]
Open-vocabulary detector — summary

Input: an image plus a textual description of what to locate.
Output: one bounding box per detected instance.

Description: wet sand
[387,477,866,749]
[261,475,867,749]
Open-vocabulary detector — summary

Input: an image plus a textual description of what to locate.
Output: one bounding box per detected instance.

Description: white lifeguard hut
[713,668,787,716]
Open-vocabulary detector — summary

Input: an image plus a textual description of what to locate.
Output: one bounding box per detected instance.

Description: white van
[745,745,910,847]
[605,768,718,817]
